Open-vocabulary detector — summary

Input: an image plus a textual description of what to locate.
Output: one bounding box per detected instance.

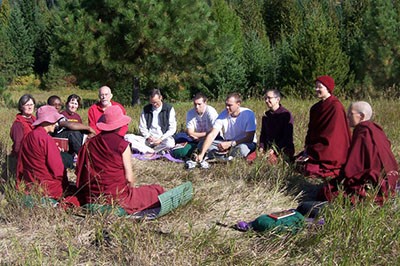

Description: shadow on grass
[285,172,325,202]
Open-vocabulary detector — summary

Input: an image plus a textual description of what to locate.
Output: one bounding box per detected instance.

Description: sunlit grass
[0,90,399,264]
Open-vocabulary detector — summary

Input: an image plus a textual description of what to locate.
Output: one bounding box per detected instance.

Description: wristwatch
[231,141,237,147]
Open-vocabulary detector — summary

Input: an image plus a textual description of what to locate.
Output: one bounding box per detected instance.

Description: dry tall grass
[0,92,399,265]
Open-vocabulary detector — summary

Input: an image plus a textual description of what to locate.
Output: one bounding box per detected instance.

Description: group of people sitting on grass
[8,74,399,215]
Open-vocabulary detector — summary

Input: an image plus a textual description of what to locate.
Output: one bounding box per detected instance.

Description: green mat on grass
[82,203,128,216]
[157,181,193,217]
[83,181,194,219]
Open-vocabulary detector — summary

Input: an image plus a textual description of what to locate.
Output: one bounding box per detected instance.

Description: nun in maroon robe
[17,105,68,199]
[322,102,398,204]
[299,76,351,178]
[76,106,164,214]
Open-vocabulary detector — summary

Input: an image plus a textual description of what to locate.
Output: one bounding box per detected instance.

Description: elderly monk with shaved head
[88,86,128,136]
[322,101,399,205]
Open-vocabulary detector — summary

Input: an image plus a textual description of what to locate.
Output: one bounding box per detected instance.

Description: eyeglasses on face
[264,96,277,100]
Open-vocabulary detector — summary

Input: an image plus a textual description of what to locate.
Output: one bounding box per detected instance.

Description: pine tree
[337,0,370,91]
[52,0,217,102]
[0,0,11,25]
[33,0,52,76]
[208,0,246,99]
[14,0,52,76]
[358,0,400,90]
[278,0,349,97]
[262,0,302,45]
[234,0,274,96]
[6,3,35,76]
[0,0,15,82]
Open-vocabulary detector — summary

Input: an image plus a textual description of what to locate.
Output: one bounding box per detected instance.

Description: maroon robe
[304,95,351,177]
[10,114,36,156]
[75,132,165,214]
[323,121,399,204]
[17,127,68,199]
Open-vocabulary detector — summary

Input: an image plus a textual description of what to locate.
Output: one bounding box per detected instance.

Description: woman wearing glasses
[9,94,37,174]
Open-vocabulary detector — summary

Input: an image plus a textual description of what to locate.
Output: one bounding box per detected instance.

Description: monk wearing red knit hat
[296,75,351,179]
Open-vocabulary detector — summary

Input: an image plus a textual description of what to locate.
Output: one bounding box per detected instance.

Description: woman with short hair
[10,94,36,157]
[61,94,83,124]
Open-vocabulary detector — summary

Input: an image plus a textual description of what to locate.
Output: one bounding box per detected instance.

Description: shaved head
[350,101,373,121]
[99,86,111,95]
[98,86,113,108]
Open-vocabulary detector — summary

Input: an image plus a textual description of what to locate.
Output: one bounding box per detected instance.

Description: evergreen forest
[1,0,400,104]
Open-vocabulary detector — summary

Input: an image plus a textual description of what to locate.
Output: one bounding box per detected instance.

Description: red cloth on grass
[304,95,351,177]
[322,121,399,204]
[16,127,68,199]
[88,101,128,136]
[75,132,165,214]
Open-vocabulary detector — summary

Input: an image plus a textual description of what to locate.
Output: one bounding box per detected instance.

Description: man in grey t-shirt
[186,93,218,142]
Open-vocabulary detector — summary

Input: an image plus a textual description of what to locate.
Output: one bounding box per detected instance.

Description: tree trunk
[131,77,140,106]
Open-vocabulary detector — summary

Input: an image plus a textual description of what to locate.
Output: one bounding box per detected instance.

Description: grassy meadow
[0,87,400,265]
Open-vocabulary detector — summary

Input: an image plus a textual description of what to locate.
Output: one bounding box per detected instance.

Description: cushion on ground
[251,210,305,233]
[83,181,194,220]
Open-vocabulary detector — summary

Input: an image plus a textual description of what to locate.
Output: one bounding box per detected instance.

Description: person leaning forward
[76,105,165,213]
[16,105,68,199]
[196,92,256,162]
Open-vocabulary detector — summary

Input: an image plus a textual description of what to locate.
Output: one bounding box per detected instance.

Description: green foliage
[2,0,399,98]
[208,0,246,99]
[234,0,274,96]
[0,0,51,83]
[32,0,52,76]
[0,25,15,83]
[52,0,217,99]
[357,0,400,91]
[40,53,70,90]
[277,0,350,97]
[5,3,34,76]
[262,0,302,45]
[211,50,247,99]
[0,0,11,25]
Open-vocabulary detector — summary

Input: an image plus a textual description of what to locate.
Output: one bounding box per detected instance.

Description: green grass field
[0,89,399,265]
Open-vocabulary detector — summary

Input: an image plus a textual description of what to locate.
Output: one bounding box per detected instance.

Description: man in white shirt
[196,92,256,162]
[186,92,219,142]
[125,89,176,154]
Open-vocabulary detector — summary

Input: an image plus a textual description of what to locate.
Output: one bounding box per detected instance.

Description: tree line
[1,0,399,104]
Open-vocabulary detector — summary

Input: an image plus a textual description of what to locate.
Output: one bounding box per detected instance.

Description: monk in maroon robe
[76,106,164,214]
[322,101,398,204]
[298,75,351,178]
[17,105,68,199]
